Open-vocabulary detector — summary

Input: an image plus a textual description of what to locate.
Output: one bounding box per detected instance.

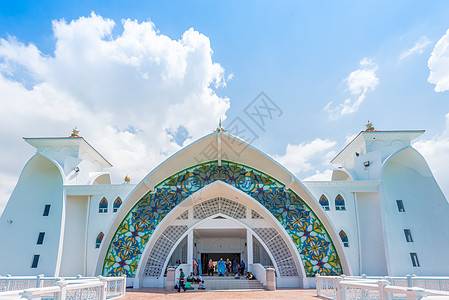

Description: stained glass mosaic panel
[103,161,343,277]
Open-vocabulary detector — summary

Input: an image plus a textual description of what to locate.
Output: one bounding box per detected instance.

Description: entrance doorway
[201,253,240,275]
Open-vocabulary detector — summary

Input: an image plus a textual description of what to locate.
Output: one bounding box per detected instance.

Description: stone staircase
[198,275,264,291]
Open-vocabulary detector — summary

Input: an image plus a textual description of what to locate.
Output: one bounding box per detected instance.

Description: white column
[266,268,276,291]
[246,230,253,265]
[187,231,194,266]
[166,267,176,290]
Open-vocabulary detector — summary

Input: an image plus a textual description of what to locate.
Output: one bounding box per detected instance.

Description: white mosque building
[0,123,448,289]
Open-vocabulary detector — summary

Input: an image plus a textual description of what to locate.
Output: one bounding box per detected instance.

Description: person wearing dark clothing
[226,258,231,275]
[239,260,245,276]
[207,259,214,276]
[232,259,239,274]
[177,268,186,292]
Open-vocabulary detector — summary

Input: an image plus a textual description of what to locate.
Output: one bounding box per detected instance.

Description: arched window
[335,194,346,211]
[96,232,104,249]
[113,197,122,213]
[339,230,349,247]
[319,195,330,211]
[99,197,108,213]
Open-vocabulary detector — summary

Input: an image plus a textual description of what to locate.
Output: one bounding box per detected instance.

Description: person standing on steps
[239,260,246,276]
[232,259,239,275]
[217,258,226,276]
[226,258,231,276]
[177,268,186,292]
[208,259,214,276]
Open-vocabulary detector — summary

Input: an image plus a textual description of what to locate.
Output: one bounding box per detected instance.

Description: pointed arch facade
[101,160,346,283]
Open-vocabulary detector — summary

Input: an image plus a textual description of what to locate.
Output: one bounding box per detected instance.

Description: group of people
[174,260,184,267]
[176,268,206,292]
[208,258,246,277]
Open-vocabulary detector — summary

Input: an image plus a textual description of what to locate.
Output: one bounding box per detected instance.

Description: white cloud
[324,58,379,119]
[302,169,333,181]
[272,138,337,178]
[428,28,449,92]
[345,133,358,144]
[414,113,449,201]
[399,36,431,61]
[0,12,230,214]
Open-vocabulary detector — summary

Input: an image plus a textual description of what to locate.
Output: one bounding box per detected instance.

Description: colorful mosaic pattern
[103,161,343,277]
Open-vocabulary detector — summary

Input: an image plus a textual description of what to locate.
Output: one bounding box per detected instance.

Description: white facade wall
[59,196,87,276]
[0,155,64,276]
[356,191,387,275]
[303,185,361,275]
[1,130,449,281]
[72,185,135,276]
[381,148,449,275]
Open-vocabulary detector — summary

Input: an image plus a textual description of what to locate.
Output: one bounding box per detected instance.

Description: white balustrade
[0,275,126,299]
[316,275,449,300]
[248,263,267,287]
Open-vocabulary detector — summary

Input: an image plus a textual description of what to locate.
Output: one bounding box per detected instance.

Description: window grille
[31,255,40,268]
[96,232,104,249]
[43,205,51,216]
[335,194,346,211]
[319,195,330,211]
[404,229,413,242]
[113,197,122,213]
[396,200,405,212]
[410,252,420,267]
[339,230,349,247]
[37,232,45,245]
[99,197,108,213]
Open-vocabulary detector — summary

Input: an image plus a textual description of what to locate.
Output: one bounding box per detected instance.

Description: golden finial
[217,118,226,132]
[365,120,375,132]
[124,175,131,183]
[70,127,80,137]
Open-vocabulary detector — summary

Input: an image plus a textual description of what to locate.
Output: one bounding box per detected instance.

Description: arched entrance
[100,160,346,287]
[134,180,305,287]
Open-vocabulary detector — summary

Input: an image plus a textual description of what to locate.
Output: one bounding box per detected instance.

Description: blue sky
[1,1,449,211]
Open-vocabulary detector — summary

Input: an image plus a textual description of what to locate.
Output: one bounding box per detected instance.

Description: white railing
[0,275,126,299]
[409,277,449,291]
[0,275,97,292]
[316,275,339,299]
[102,276,126,298]
[248,263,267,287]
[316,275,449,300]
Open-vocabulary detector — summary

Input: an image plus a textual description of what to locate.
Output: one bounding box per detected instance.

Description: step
[197,277,264,291]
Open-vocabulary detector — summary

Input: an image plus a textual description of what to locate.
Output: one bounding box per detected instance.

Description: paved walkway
[123,287,319,299]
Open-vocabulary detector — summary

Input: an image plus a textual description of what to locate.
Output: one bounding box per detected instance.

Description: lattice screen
[253,239,261,263]
[177,211,188,220]
[251,210,262,219]
[144,197,298,277]
[193,197,246,219]
[143,225,188,277]
[181,242,187,263]
[252,227,298,276]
